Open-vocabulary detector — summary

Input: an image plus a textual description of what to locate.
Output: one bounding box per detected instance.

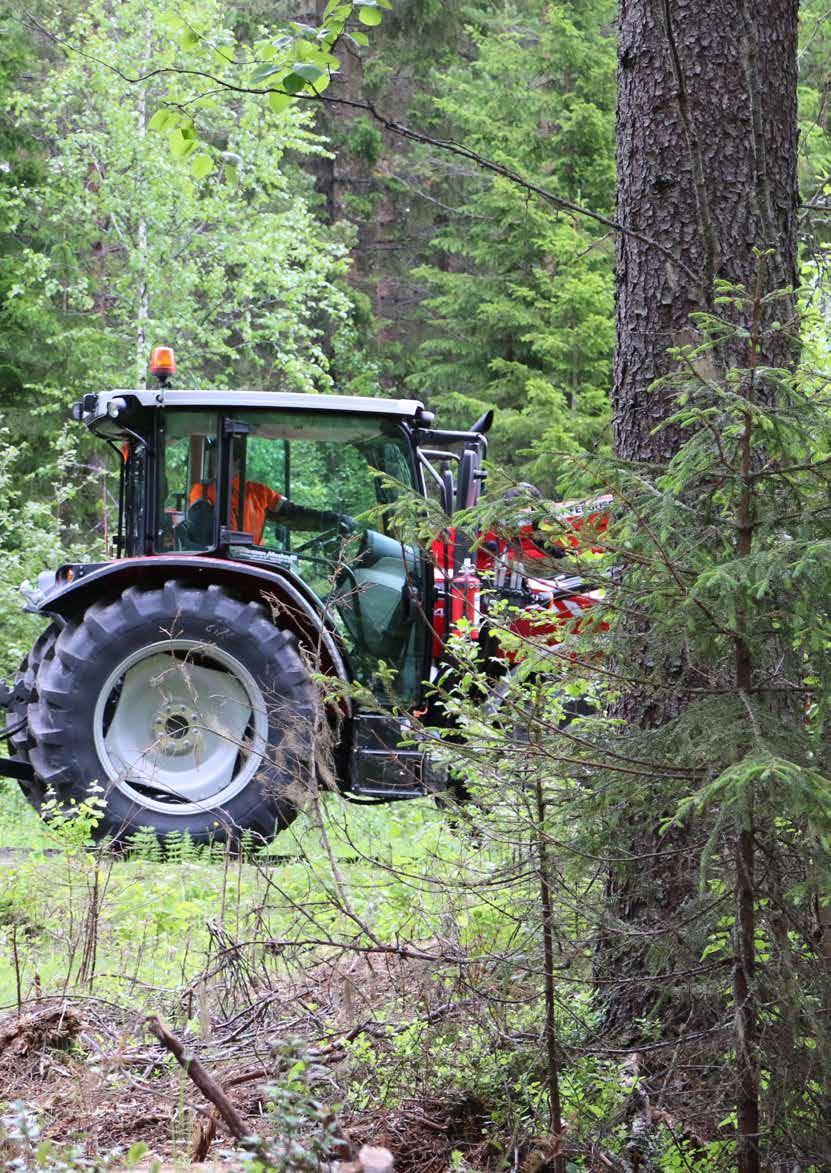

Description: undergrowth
[0,785,749,1170]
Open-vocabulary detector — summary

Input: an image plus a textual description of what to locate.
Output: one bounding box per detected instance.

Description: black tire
[26,582,315,847]
[6,625,59,807]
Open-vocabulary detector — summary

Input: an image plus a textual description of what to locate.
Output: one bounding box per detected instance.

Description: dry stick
[528,700,566,1173]
[11,924,22,1015]
[146,1014,268,1162]
[78,864,100,988]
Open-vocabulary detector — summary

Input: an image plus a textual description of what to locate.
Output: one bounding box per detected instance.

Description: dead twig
[145,1013,268,1161]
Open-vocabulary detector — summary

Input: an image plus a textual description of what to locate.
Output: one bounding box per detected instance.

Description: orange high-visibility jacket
[189,478,282,544]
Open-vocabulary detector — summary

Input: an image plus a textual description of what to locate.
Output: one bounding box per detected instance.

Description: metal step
[349,714,426,799]
[351,747,425,799]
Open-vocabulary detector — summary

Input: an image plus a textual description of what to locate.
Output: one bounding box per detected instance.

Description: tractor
[0,348,606,845]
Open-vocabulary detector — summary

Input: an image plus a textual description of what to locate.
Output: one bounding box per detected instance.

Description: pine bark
[610,4,799,1163]
[614,0,798,462]
[609,0,800,960]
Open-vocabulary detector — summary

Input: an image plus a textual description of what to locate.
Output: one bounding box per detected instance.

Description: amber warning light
[149,346,176,384]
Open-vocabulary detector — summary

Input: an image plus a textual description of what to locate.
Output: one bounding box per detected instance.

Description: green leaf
[160,13,184,34]
[179,26,200,50]
[250,62,284,84]
[281,72,309,94]
[191,154,213,180]
[255,39,279,60]
[148,109,174,132]
[294,43,340,69]
[168,128,197,159]
[268,90,295,113]
[358,6,383,26]
[290,62,325,82]
[350,30,369,46]
[125,1142,149,1168]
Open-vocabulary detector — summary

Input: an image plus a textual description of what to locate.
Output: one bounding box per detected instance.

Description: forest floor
[0,788,548,1172]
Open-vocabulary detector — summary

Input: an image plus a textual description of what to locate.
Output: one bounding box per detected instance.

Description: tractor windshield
[157,409,426,699]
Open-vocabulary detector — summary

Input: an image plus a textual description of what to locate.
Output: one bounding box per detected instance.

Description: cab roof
[78,388,429,425]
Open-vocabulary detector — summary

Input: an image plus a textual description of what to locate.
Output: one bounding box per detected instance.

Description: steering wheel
[293,527,342,556]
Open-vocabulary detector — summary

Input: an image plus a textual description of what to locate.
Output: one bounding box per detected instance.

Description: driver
[189,471,353,546]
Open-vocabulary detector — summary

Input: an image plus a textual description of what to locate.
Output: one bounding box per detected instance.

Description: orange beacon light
[149,346,176,384]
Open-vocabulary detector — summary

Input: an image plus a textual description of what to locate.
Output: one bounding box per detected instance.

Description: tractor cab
[66,355,490,711]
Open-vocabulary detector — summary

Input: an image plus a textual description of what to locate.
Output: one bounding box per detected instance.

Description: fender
[35,554,353,703]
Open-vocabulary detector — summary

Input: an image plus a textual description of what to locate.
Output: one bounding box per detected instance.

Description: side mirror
[441,467,455,517]
[470,409,494,435]
[456,447,482,512]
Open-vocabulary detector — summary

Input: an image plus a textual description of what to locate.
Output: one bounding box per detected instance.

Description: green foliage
[342,116,384,166]
[152,0,391,139]
[573,280,831,1158]
[0,0,381,676]
[0,430,93,675]
[401,1,615,492]
[249,1039,344,1170]
[398,269,831,1162]
[798,0,831,223]
[9,0,359,395]
[3,4,831,1166]
[38,789,105,853]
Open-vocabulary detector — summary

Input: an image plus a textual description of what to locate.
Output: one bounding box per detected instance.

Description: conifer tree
[406,0,616,492]
[611,4,801,1170]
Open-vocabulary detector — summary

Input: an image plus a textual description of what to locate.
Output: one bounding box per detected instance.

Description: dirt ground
[0,946,502,1172]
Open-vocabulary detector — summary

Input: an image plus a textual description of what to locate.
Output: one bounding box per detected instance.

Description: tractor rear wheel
[5,624,59,807]
[26,582,315,847]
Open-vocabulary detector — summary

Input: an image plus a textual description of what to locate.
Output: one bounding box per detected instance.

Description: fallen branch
[146,1014,267,1160]
[146,1017,394,1170]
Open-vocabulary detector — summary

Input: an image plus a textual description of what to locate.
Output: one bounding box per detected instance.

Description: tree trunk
[608,1,799,1160]
[613,0,798,463]
[608,0,799,973]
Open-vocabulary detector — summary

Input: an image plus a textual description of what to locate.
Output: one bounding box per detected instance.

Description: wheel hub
[93,640,269,815]
[152,702,202,756]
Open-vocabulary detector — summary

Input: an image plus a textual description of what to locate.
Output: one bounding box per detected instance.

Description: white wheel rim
[92,639,269,816]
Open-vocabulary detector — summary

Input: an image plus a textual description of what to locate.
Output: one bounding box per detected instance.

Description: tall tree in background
[407,0,615,492]
[614,0,798,458]
[12,0,361,399]
[0,0,375,674]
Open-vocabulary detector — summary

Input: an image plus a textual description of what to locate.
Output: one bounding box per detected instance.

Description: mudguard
[33,554,352,698]
[13,556,433,801]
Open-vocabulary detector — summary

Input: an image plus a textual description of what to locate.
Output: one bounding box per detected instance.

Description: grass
[0,786,507,1167]
[0,778,52,851]
[0,784,467,1010]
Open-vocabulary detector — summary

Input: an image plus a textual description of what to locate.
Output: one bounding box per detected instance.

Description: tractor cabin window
[157,409,426,700]
[158,411,219,552]
[239,411,425,700]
